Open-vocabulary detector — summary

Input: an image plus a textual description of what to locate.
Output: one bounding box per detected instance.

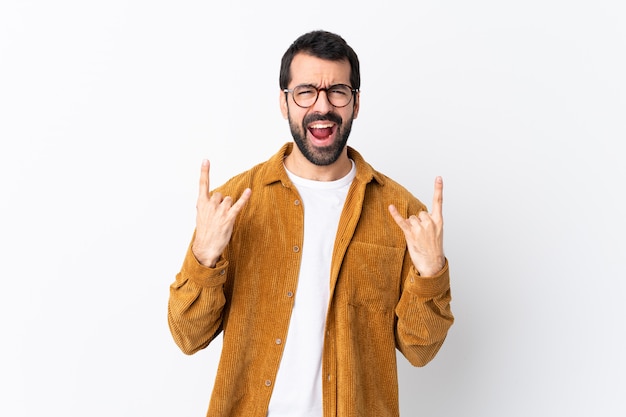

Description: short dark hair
[279,30,360,90]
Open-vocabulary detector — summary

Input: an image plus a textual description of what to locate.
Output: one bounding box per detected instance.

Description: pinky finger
[388,204,409,230]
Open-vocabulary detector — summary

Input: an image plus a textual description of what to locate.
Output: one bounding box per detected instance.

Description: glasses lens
[327,85,353,107]
[293,85,318,107]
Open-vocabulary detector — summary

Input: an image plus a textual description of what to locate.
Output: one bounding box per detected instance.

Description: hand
[192,159,251,267]
[389,176,445,277]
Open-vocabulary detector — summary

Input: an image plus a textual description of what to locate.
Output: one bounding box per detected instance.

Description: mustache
[303,112,342,126]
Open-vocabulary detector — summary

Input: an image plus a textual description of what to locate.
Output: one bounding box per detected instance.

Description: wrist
[416,256,445,277]
[192,246,220,268]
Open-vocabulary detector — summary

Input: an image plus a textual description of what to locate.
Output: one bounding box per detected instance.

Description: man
[168,30,453,417]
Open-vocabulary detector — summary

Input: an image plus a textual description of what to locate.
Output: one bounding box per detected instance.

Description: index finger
[431,176,443,218]
[198,159,210,198]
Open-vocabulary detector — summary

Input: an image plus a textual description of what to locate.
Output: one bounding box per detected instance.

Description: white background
[1,1,625,416]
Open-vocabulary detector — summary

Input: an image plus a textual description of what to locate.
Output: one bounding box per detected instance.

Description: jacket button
[287,291,294,297]
[265,380,272,387]
[294,199,300,205]
[293,245,300,253]
[275,338,282,345]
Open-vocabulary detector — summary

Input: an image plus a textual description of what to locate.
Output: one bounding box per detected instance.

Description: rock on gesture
[192,160,251,268]
[388,176,445,277]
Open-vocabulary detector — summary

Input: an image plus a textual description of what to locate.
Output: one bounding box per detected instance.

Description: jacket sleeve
[167,238,230,355]
[395,257,454,367]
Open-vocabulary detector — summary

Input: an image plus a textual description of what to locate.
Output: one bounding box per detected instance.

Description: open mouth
[308,121,337,141]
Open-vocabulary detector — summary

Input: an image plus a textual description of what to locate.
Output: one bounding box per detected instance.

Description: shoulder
[349,147,426,214]
[212,143,291,197]
[368,170,427,214]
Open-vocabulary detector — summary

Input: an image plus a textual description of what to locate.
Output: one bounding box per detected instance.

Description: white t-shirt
[267,161,356,417]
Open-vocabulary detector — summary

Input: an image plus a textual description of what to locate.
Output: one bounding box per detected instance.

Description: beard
[288,110,354,166]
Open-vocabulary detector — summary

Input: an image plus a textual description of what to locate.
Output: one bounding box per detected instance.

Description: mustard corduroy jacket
[168,143,454,417]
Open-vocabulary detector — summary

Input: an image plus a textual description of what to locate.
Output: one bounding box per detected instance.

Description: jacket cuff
[404,258,450,298]
[181,245,229,287]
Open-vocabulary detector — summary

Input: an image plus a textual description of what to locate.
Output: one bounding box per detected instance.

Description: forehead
[289,53,352,87]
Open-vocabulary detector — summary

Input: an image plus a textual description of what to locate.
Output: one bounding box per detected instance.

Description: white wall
[1,1,624,416]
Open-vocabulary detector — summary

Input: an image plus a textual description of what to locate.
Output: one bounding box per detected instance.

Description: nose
[311,90,333,113]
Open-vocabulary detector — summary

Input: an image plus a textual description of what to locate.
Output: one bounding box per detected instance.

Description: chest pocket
[341,241,405,312]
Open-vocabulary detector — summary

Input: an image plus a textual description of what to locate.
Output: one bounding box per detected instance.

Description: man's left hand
[389,176,445,277]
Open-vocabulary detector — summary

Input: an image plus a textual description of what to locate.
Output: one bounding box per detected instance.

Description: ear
[352,90,360,119]
[279,90,289,119]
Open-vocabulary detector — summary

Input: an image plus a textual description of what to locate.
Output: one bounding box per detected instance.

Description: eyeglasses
[283,84,358,108]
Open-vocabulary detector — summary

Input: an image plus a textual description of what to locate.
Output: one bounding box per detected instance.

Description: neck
[284,146,351,181]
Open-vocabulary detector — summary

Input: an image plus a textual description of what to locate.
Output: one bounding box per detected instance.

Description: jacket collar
[261,142,385,187]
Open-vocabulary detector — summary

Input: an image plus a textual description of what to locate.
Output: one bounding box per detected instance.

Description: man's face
[280,53,360,166]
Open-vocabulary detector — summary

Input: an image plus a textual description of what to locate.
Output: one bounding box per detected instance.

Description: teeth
[310,122,333,129]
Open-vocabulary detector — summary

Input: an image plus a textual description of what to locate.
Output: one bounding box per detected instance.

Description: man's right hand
[192,159,252,267]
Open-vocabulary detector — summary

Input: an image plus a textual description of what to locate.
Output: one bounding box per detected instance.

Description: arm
[394,258,453,366]
[389,176,454,365]
[168,243,230,355]
[167,160,251,354]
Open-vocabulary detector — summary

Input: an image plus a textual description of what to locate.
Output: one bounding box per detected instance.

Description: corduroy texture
[168,143,454,417]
